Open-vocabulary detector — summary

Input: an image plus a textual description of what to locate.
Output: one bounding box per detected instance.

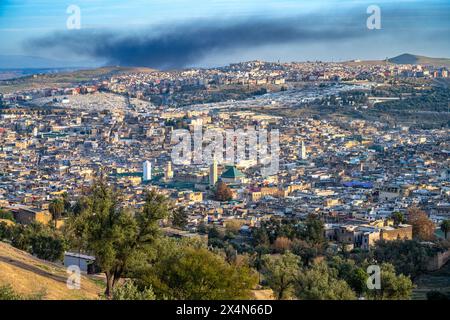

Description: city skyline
[1,0,450,305]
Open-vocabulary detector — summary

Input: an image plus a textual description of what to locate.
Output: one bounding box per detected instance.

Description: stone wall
[427,249,450,271]
[380,225,412,241]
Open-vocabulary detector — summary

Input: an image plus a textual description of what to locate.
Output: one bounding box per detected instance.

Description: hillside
[0,66,157,94]
[389,53,450,68]
[0,241,103,300]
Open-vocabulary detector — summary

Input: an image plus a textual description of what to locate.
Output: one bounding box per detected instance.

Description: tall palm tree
[49,198,64,228]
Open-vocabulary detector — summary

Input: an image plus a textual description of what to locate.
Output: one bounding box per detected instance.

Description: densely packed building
[0,60,449,250]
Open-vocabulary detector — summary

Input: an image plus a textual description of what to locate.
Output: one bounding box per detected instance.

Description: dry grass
[0,242,104,300]
[0,219,14,226]
[251,289,275,300]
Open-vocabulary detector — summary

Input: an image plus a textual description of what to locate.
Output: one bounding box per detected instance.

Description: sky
[0,0,449,69]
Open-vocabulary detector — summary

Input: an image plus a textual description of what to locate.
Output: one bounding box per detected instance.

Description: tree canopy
[295,262,357,300]
[407,207,435,241]
[214,181,233,202]
[140,238,258,300]
[65,181,171,297]
[366,263,414,300]
[261,251,300,300]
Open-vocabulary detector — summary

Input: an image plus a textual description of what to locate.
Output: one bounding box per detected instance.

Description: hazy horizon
[1,0,449,69]
[1,52,450,71]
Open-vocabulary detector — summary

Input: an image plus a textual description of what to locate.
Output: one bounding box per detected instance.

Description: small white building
[64,252,96,274]
[143,160,152,182]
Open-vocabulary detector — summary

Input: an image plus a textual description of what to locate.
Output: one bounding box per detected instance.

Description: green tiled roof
[221,166,245,179]
[111,172,142,178]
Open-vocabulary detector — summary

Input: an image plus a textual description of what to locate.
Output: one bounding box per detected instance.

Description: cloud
[25,16,368,69]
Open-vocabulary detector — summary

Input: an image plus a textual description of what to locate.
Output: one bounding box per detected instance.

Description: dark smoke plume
[26,16,367,69]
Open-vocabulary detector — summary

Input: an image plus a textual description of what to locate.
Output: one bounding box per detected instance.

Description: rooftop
[221,166,245,179]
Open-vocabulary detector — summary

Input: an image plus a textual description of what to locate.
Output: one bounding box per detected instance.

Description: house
[379,185,401,201]
[330,222,413,250]
[64,252,97,274]
[7,205,51,225]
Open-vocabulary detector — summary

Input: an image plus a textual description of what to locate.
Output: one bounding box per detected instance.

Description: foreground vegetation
[1,180,449,300]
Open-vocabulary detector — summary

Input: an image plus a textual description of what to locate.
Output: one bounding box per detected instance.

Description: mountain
[0,55,100,69]
[0,242,103,300]
[388,54,450,68]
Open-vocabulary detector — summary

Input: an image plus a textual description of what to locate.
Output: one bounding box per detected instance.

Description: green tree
[257,217,300,243]
[291,239,323,266]
[9,224,33,251]
[171,206,188,229]
[250,245,270,285]
[208,225,223,240]
[0,221,11,240]
[224,244,238,264]
[391,212,405,226]
[65,181,170,297]
[366,263,414,300]
[373,240,433,278]
[261,252,301,300]
[351,267,369,297]
[208,225,225,248]
[49,198,65,227]
[327,256,367,296]
[72,197,90,216]
[0,284,46,300]
[142,238,258,300]
[0,209,14,222]
[111,281,155,300]
[6,222,66,261]
[440,220,450,240]
[197,222,208,234]
[302,214,325,243]
[61,192,72,213]
[252,227,270,249]
[0,285,21,300]
[30,232,66,261]
[295,262,357,300]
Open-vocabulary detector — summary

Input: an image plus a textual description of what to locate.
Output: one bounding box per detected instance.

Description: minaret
[209,160,218,186]
[143,161,152,182]
[165,161,173,181]
[300,141,307,160]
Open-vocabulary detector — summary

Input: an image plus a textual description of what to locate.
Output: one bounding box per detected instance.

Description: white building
[64,252,96,274]
[165,161,173,181]
[300,141,307,160]
[143,160,152,181]
[209,160,218,186]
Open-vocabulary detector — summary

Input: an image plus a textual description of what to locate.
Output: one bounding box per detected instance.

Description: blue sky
[0,0,449,68]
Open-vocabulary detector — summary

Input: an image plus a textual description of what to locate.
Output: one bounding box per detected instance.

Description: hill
[0,66,157,94]
[388,53,450,68]
[0,241,103,300]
